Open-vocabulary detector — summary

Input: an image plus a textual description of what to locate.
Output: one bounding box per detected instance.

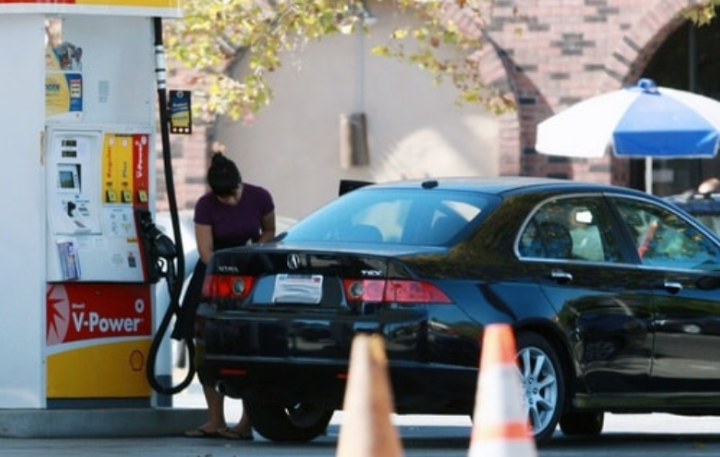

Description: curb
[0,407,206,438]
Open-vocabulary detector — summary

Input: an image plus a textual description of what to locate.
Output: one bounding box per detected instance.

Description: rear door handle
[550,269,573,284]
[662,280,682,294]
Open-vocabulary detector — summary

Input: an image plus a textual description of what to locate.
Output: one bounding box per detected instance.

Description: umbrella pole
[645,157,653,194]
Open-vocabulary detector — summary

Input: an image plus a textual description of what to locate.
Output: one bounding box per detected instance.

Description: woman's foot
[217,427,254,440]
[183,427,221,438]
[183,421,226,438]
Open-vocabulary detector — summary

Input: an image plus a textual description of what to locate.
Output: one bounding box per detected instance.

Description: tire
[516,332,565,445]
[244,398,334,443]
[559,411,604,436]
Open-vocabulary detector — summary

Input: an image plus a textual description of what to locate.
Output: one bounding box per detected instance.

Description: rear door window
[612,198,720,271]
[518,196,622,262]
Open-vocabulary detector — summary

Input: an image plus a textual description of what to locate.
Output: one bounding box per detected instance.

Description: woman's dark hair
[207,153,241,197]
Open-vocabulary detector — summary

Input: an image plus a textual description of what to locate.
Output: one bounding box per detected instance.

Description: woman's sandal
[183,427,221,438]
[217,427,254,440]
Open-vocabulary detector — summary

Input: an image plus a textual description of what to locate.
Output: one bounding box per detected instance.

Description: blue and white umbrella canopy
[535,78,720,159]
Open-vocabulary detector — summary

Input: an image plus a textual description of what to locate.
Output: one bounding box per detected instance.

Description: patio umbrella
[535,78,720,193]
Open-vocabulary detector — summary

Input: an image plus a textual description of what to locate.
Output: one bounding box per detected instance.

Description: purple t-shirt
[194,183,275,250]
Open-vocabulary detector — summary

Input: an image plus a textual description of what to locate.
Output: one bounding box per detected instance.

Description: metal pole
[355,21,364,113]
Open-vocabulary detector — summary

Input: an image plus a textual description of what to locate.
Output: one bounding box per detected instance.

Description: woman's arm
[195,223,214,264]
[256,211,276,244]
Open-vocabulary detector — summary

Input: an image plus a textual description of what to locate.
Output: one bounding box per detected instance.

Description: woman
[181,152,276,439]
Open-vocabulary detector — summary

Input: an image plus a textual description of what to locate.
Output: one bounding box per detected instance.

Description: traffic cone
[468,323,537,457]
[336,334,403,457]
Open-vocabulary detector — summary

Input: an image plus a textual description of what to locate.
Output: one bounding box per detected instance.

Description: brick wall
[488,0,691,186]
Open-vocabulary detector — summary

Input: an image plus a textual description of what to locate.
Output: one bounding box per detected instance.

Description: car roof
[667,191,720,202]
[667,192,720,214]
[363,176,646,197]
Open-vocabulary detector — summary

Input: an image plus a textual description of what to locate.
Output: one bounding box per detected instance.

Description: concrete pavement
[4,370,720,456]
[4,410,720,457]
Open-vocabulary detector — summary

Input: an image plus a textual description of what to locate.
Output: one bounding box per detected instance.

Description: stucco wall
[214,0,503,219]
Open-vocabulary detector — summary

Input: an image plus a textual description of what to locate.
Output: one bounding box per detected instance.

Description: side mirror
[339,179,372,196]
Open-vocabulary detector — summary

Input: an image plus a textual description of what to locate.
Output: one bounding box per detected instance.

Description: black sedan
[195,177,720,445]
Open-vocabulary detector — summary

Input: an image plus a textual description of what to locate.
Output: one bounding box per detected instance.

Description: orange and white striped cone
[468,323,537,457]
[336,334,404,457]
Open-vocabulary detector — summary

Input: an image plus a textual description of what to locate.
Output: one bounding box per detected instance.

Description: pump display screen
[59,171,75,188]
[58,167,79,191]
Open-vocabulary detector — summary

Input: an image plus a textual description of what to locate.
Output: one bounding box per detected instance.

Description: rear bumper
[201,356,478,415]
[197,303,482,414]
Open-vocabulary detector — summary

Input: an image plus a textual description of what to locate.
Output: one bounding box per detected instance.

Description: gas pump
[42,11,192,406]
[46,127,158,405]
[0,0,202,433]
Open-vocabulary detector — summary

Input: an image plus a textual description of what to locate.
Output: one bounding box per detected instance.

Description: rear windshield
[283,188,500,245]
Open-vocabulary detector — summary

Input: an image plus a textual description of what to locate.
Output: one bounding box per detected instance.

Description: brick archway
[443,1,522,176]
[600,0,688,91]
[597,0,689,186]
[477,39,522,176]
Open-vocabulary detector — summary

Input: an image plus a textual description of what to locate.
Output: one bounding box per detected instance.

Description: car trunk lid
[204,242,450,311]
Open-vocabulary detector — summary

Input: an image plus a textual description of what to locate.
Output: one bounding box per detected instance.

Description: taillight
[342,279,451,304]
[202,274,256,299]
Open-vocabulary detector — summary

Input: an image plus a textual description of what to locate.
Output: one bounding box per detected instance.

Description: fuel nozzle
[139,212,177,261]
[152,228,177,261]
[136,210,178,284]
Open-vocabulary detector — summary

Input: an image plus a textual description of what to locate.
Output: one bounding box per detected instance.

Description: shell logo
[46,284,70,346]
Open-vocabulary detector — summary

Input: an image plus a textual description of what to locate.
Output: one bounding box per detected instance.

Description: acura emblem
[287,253,301,270]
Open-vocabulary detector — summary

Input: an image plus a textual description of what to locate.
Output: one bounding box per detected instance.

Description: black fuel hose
[146,16,195,395]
